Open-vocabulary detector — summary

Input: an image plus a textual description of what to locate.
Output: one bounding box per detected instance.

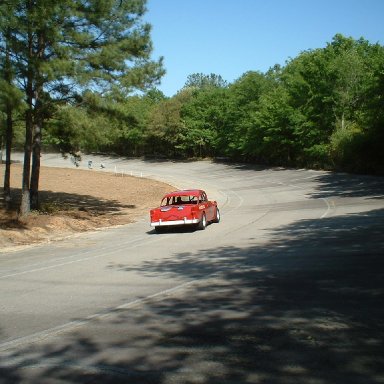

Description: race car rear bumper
[150,218,199,227]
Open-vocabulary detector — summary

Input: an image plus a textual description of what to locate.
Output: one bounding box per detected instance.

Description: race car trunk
[150,204,200,227]
[159,205,193,221]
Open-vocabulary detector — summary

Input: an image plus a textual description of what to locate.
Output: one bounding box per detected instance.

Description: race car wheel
[213,207,220,223]
[198,213,207,230]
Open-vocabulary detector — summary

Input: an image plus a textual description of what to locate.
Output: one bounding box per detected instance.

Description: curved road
[1,153,384,383]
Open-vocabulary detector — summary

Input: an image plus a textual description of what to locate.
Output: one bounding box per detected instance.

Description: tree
[281,34,384,170]
[181,87,230,157]
[0,1,24,208]
[0,41,14,208]
[223,71,275,158]
[146,90,191,157]
[1,0,164,214]
[183,73,228,90]
[244,85,302,165]
[327,35,384,173]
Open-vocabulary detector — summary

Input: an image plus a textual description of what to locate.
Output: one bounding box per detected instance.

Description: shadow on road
[308,173,384,199]
[1,204,384,383]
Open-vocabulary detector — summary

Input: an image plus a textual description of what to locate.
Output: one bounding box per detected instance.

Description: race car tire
[213,207,220,223]
[198,213,207,230]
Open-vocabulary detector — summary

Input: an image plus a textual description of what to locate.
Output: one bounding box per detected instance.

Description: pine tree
[0,1,23,209]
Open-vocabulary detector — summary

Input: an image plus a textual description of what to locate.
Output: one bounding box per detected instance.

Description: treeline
[1,16,384,214]
[45,34,384,175]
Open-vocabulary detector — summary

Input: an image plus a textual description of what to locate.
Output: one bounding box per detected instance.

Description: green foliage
[42,35,384,174]
[146,89,192,157]
[242,86,296,164]
[183,73,228,90]
[226,71,280,159]
[52,36,381,174]
[180,87,230,157]
[329,121,361,165]
[2,23,384,176]
[46,104,108,153]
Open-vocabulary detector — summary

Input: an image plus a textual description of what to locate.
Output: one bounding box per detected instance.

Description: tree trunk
[3,32,13,209]
[30,27,45,211]
[20,111,33,217]
[20,60,34,216]
[3,104,13,210]
[30,121,41,210]
[20,14,34,217]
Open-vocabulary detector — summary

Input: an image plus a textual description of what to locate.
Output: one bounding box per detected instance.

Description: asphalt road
[1,154,384,384]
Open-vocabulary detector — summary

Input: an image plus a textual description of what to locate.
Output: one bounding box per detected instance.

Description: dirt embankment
[0,164,173,251]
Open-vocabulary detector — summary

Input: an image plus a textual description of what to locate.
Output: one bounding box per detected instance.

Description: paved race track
[1,153,384,384]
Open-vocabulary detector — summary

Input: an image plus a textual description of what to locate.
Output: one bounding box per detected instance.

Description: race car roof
[163,189,203,198]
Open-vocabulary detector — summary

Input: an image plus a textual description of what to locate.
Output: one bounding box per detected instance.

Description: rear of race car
[150,204,201,228]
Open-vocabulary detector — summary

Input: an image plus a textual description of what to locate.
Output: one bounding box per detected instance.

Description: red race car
[150,189,220,232]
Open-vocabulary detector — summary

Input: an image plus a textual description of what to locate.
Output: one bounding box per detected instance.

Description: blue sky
[145,0,384,96]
